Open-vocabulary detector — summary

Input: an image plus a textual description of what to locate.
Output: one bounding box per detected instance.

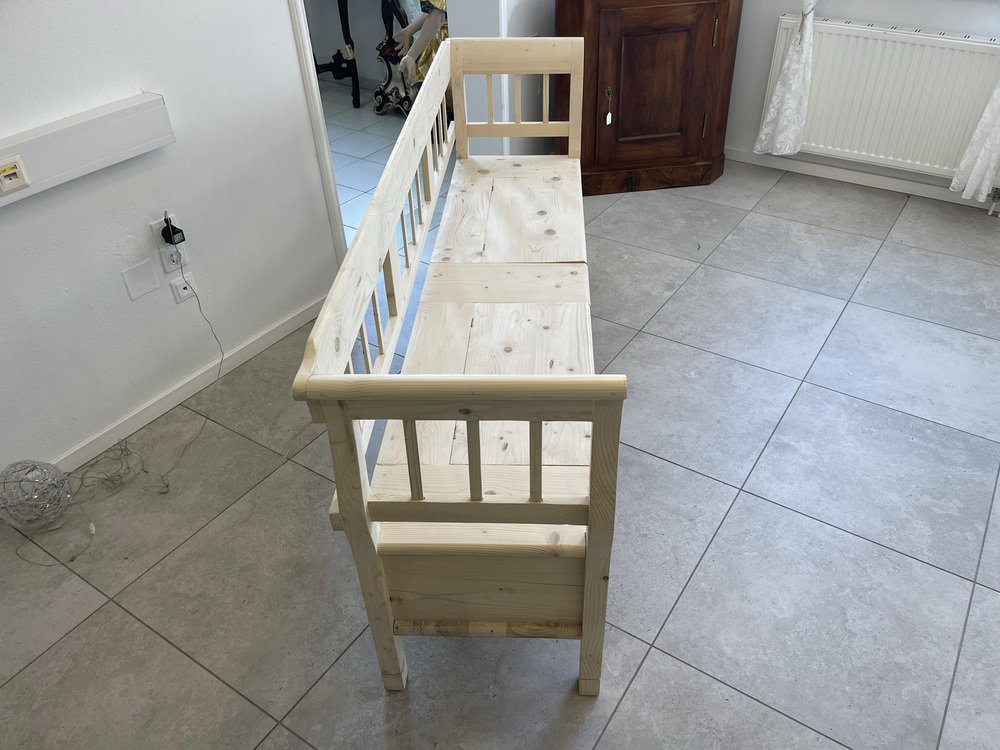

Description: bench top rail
[293,40,455,403]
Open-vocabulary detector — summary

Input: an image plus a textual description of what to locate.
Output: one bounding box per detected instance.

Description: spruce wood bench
[292,37,626,696]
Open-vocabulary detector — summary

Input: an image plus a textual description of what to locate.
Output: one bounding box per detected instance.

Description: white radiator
[763,16,1000,177]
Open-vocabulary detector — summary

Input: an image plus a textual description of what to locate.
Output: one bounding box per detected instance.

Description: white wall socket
[0,155,30,194]
[170,275,196,303]
[149,213,188,273]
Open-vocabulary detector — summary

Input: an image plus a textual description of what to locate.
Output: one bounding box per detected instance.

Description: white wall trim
[288,0,349,266]
[54,295,326,472]
[727,148,987,208]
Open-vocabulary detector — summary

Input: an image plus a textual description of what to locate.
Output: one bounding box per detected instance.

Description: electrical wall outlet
[170,275,197,303]
[0,155,30,194]
[149,213,188,273]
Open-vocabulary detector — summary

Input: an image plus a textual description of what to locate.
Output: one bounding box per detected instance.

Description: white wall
[728,0,1000,154]
[0,0,338,468]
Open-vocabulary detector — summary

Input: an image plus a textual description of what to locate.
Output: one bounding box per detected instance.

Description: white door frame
[287,0,349,266]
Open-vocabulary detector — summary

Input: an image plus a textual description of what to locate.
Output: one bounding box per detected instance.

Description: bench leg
[578,402,621,697]
[578,623,605,696]
[324,406,407,691]
[344,531,408,691]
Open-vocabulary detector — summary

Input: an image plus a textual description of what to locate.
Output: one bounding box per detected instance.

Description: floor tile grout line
[177,403,307,463]
[0,593,109,693]
[591,313,638,333]
[582,191,626,227]
[590,644,653,749]
[699,258,856,302]
[649,494,741,646]
[111,457,290,602]
[618,435,993,585]
[287,457,336,485]
[614,281,892,746]
[637,328,810,381]
[935,465,1000,749]
[652,648,856,750]
[619,440,742,493]
[746,194,893,240]
[803,226,891,387]
[109,600,287,724]
[625,200,755,335]
[277,625,369,730]
[846,300,1000,345]
[272,723,320,750]
[591,460,744,746]
[744,169,789,215]
[601,618,654,648]
[9,416,297,656]
[585,229,717,266]
[742,490,980,584]
[806,381,1000,448]
[882,232,1000,271]
[729,243,884,530]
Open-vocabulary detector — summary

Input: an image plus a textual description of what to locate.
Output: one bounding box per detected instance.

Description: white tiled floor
[320,80,404,234]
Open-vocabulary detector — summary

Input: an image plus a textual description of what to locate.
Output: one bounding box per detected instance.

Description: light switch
[0,155,29,194]
[121,259,160,300]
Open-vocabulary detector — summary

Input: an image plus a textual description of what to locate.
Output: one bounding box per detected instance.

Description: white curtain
[951,78,1000,203]
[754,2,816,156]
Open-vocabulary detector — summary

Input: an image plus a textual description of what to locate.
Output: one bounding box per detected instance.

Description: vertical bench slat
[543,73,550,123]
[407,189,418,250]
[529,420,542,501]
[438,102,447,158]
[486,74,494,124]
[568,38,584,159]
[467,421,483,501]
[359,321,374,373]
[370,291,385,355]
[412,178,424,225]
[399,211,411,267]
[420,147,433,205]
[382,253,399,317]
[403,420,424,500]
[451,42,469,158]
[514,74,522,123]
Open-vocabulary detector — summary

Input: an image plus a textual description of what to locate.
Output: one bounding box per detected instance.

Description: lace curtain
[754,2,816,155]
[951,78,1000,203]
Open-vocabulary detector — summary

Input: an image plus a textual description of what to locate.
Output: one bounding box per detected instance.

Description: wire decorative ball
[0,461,72,530]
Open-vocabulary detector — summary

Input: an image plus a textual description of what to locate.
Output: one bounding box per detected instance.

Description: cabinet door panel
[596,2,717,167]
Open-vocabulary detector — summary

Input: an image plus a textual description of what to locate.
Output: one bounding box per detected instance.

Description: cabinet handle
[604,86,613,126]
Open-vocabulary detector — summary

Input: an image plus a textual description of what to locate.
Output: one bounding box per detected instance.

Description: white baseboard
[726,148,988,209]
[54,296,326,471]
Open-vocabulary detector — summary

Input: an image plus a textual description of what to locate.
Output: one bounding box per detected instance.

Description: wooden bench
[292,37,626,696]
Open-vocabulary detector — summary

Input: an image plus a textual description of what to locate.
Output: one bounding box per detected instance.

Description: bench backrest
[450,37,585,158]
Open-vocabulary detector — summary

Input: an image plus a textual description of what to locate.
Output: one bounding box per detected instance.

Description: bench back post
[449,37,585,158]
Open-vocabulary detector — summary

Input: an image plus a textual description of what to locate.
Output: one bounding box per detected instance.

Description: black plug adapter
[161,216,186,246]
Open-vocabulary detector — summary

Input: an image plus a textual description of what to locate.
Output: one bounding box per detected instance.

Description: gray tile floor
[3,93,1000,746]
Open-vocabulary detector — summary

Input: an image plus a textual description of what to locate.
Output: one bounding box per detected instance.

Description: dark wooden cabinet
[556,0,743,195]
